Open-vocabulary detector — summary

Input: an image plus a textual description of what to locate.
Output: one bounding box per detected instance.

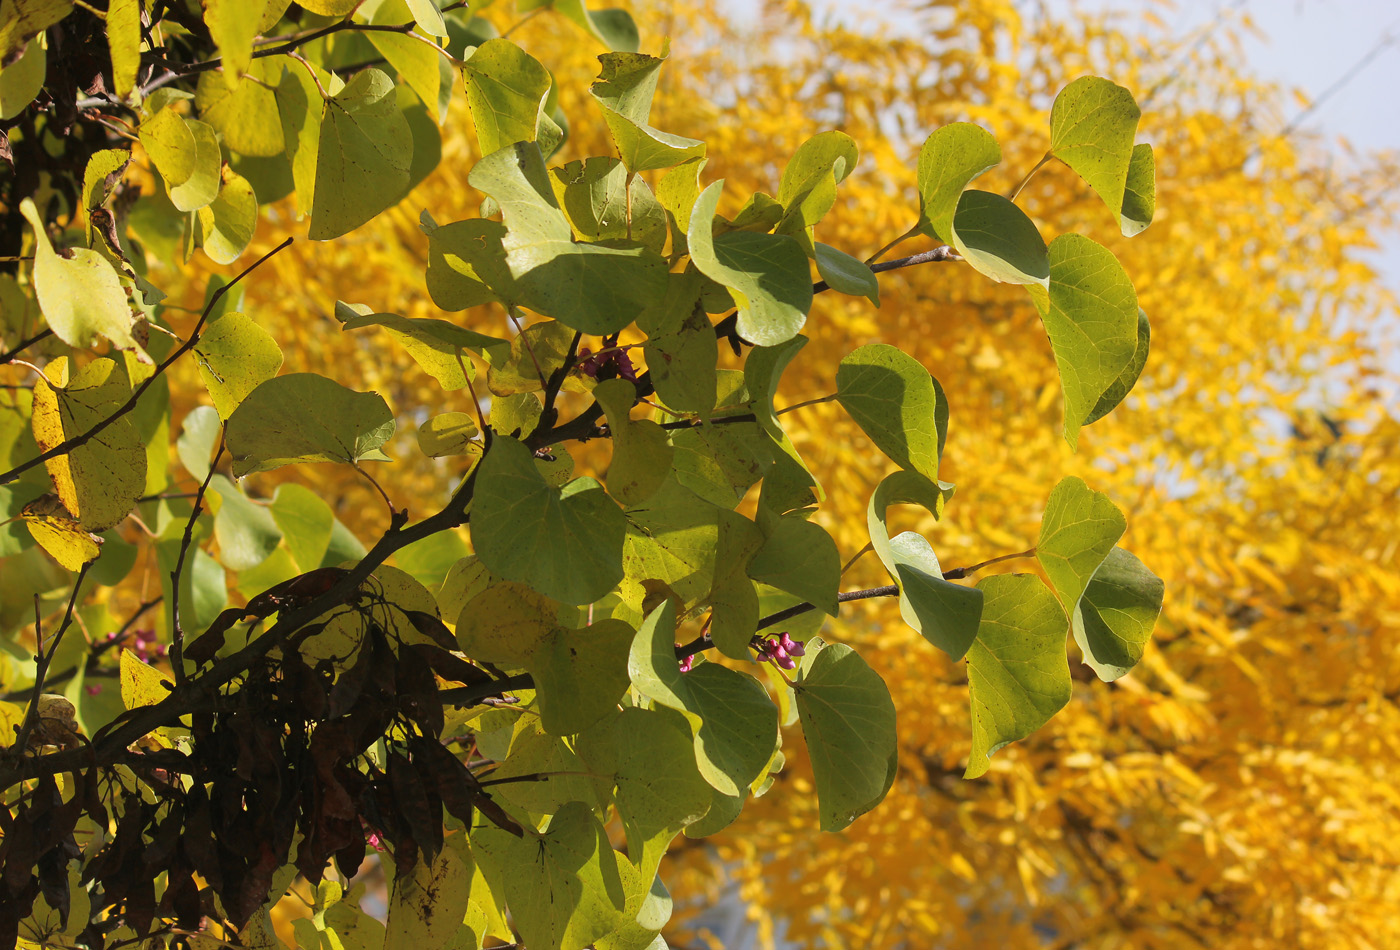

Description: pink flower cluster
[676,646,696,673]
[755,632,806,670]
[576,346,638,382]
[107,627,165,662]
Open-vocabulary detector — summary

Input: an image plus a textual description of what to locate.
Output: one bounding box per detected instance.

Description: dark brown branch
[0,237,293,487]
[539,331,582,432]
[0,328,53,365]
[11,565,91,752]
[168,437,224,685]
[150,22,420,77]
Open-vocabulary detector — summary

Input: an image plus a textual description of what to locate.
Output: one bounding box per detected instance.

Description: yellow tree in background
[641,3,1400,948]
[78,0,1398,947]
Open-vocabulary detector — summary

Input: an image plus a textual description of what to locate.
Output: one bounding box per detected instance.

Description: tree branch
[0,328,53,365]
[0,237,293,487]
[11,565,91,753]
[168,438,224,685]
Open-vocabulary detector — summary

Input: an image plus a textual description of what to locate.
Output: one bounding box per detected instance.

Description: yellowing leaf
[417,412,480,458]
[30,357,146,531]
[309,68,412,240]
[107,0,140,100]
[196,169,259,264]
[0,0,71,63]
[193,312,282,419]
[203,0,270,90]
[21,495,102,569]
[119,648,173,710]
[0,32,45,120]
[19,198,140,352]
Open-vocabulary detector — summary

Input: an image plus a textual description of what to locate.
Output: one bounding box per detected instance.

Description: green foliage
[0,3,1167,947]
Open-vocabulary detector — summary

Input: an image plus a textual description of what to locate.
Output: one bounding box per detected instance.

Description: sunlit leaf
[169,118,222,212]
[964,573,1070,778]
[225,374,395,477]
[688,182,811,347]
[1027,234,1140,448]
[0,32,44,119]
[472,801,628,950]
[119,648,172,710]
[460,38,555,156]
[195,60,285,157]
[309,68,413,240]
[468,144,670,333]
[193,311,284,420]
[1050,75,1141,225]
[203,0,269,91]
[836,343,945,482]
[19,199,140,353]
[591,50,705,172]
[1119,143,1155,236]
[30,357,145,531]
[1036,475,1126,615]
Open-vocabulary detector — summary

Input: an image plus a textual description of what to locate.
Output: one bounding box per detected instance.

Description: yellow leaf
[0,700,24,748]
[120,648,173,710]
[107,0,141,100]
[21,494,103,570]
[295,0,358,14]
[30,356,146,531]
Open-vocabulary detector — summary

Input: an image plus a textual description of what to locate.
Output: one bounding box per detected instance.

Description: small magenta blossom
[754,633,805,670]
[676,645,696,673]
[777,632,806,657]
[577,346,638,382]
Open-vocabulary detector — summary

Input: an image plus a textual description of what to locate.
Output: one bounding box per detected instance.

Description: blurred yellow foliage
[145,0,1399,947]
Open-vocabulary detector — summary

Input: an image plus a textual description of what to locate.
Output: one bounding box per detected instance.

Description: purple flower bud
[614,349,638,382]
[774,651,797,670]
[778,632,806,657]
[678,654,695,673]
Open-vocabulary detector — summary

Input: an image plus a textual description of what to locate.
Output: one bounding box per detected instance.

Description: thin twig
[942,547,1036,580]
[352,461,398,523]
[756,584,900,632]
[840,542,874,577]
[1007,153,1053,203]
[12,565,91,752]
[864,224,921,265]
[777,393,837,415]
[168,438,224,685]
[0,237,293,487]
[0,328,54,365]
[155,21,424,76]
